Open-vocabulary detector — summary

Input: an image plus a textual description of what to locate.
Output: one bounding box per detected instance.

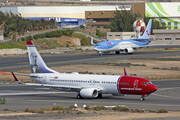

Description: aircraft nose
[94,47,97,50]
[151,85,158,93]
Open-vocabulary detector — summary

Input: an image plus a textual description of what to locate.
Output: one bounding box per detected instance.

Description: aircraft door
[102,43,106,49]
[134,80,139,93]
[43,76,47,84]
[37,76,43,83]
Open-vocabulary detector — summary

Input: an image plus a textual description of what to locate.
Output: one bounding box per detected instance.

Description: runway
[0,79,180,111]
[1,50,180,71]
[1,50,180,111]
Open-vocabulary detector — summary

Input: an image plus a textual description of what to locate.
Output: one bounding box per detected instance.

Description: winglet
[91,37,96,45]
[11,72,22,84]
[124,67,128,76]
[170,37,175,44]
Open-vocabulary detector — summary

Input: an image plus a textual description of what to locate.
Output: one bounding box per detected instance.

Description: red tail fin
[124,67,128,76]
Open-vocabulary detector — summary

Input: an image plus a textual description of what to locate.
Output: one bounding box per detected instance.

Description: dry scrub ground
[1,58,180,82]
[1,57,180,119]
[0,110,180,120]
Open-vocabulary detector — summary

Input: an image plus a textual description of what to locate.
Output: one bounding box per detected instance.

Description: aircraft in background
[11,40,157,101]
[91,19,168,56]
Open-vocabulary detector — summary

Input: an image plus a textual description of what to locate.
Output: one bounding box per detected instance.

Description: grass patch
[149,110,156,113]
[112,106,130,112]
[0,97,6,104]
[0,42,26,49]
[26,108,47,114]
[34,39,63,50]
[131,109,144,113]
[93,105,106,111]
[68,105,76,109]
[84,106,91,110]
[157,109,168,113]
[153,67,180,71]
[82,62,146,67]
[72,33,91,46]
[130,57,180,61]
[52,106,64,110]
[76,111,84,114]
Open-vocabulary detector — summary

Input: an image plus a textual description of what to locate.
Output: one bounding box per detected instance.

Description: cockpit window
[142,82,152,85]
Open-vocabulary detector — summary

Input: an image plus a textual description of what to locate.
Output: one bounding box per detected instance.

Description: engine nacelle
[124,48,134,53]
[80,88,98,98]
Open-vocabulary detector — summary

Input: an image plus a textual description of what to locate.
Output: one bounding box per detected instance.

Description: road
[0,50,180,111]
[0,79,180,111]
[0,50,180,72]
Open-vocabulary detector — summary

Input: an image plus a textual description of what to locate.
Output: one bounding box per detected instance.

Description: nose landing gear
[98,52,102,56]
[141,94,148,101]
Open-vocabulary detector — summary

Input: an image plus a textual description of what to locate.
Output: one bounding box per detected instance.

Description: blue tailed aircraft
[91,19,169,56]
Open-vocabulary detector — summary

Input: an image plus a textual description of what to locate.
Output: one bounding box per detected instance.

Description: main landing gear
[141,97,145,101]
[115,51,120,54]
[77,94,83,99]
[97,93,102,98]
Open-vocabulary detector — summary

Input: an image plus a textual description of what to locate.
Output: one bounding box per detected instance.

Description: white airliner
[91,19,169,55]
[12,40,157,101]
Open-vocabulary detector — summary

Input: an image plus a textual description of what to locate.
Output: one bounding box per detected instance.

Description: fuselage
[94,39,150,52]
[31,73,157,96]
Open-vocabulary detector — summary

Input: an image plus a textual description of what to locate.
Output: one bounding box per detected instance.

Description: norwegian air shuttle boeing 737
[12,40,157,101]
[91,19,167,55]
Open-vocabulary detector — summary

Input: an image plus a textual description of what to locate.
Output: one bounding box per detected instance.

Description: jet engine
[80,88,98,98]
[124,48,134,53]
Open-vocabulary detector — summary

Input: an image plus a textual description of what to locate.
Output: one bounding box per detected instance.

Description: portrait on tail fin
[30,52,43,73]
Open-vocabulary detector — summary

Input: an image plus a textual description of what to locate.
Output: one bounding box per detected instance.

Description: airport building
[0,5,125,27]
[0,2,180,44]
[86,2,180,29]
[0,2,179,28]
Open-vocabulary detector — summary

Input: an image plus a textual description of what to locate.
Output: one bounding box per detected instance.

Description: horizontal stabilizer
[13,72,38,77]
[145,43,168,47]
[11,72,22,84]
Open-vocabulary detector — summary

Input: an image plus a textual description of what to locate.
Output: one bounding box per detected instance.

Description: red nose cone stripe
[117,76,158,95]
[26,40,33,45]
[154,86,158,91]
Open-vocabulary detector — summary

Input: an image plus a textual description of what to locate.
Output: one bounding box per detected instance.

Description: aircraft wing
[135,37,175,49]
[24,83,82,89]
[143,43,168,47]
[132,43,168,49]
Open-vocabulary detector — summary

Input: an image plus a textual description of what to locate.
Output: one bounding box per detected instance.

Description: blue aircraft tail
[137,19,152,40]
